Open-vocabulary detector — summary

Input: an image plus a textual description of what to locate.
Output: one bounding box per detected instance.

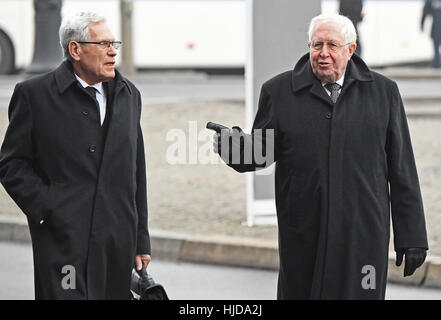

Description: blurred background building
[0,0,436,75]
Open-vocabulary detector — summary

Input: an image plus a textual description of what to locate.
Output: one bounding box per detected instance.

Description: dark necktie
[324,83,341,103]
[85,86,98,104]
[85,86,103,125]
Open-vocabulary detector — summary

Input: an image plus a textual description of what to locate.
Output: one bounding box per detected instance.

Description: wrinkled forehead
[311,22,344,42]
[88,21,115,41]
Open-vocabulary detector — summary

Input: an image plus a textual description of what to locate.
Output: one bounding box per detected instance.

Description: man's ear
[68,41,81,62]
[347,43,357,60]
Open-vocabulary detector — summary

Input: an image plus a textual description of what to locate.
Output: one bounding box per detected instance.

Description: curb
[1,218,440,290]
[149,230,279,270]
[0,218,31,243]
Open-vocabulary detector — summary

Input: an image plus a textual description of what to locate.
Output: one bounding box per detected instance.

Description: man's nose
[319,44,330,57]
[108,45,118,56]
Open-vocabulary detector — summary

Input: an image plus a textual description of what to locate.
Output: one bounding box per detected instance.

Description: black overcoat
[230,54,428,299]
[422,0,441,41]
[0,61,151,299]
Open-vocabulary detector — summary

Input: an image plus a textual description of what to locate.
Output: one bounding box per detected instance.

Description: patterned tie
[324,83,341,103]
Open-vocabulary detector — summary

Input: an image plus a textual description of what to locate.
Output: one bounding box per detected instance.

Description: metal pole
[120,0,135,76]
[26,0,63,74]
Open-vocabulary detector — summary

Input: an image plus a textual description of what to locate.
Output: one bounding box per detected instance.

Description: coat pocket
[44,182,64,225]
[40,182,59,219]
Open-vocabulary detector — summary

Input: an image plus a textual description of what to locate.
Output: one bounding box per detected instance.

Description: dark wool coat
[230,53,428,299]
[0,61,151,299]
[422,0,441,41]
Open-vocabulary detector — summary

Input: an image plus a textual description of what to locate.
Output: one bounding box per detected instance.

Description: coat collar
[54,60,132,95]
[291,52,373,94]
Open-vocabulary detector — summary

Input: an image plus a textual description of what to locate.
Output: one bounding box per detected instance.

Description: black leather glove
[213,126,251,165]
[212,127,232,164]
[395,248,427,277]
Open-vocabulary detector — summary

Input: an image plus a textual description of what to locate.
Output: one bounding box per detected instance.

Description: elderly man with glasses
[213,13,428,300]
[0,11,151,299]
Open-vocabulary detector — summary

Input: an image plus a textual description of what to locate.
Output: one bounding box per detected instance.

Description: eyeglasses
[308,40,352,52]
[78,40,122,50]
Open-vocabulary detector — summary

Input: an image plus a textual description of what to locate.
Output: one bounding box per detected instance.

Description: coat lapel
[107,69,132,122]
[53,62,134,165]
[310,80,334,107]
[99,69,133,162]
[291,53,334,107]
[339,54,374,100]
[54,60,77,94]
[291,52,374,107]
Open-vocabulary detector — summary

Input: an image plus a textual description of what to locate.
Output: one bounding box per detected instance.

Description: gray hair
[308,13,357,44]
[59,11,106,61]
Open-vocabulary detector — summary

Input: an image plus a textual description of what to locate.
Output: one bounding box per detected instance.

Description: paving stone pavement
[0,100,439,258]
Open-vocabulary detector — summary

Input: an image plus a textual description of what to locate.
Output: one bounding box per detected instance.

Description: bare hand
[135,254,151,271]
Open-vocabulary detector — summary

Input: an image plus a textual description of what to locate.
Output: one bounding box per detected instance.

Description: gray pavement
[0,67,440,294]
[2,69,441,118]
[1,67,441,106]
[0,72,245,107]
[1,241,440,300]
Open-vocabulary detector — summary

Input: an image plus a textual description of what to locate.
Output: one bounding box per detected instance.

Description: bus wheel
[0,32,15,74]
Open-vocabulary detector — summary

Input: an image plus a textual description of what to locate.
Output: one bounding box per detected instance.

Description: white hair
[308,13,357,44]
[59,11,106,61]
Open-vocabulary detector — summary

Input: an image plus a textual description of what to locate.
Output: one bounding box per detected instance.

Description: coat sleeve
[387,81,428,251]
[228,84,278,172]
[421,0,432,28]
[0,83,52,225]
[135,93,151,255]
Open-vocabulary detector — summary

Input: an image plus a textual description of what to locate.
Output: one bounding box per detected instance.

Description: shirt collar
[74,73,105,96]
[321,71,345,88]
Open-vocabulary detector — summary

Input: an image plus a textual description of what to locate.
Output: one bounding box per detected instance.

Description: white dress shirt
[75,74,107,126]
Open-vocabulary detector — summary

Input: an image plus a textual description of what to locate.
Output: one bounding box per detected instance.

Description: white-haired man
[0,12,151,299]
[214,13,428,299]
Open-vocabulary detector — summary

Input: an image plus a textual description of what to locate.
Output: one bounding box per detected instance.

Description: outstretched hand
[212,126,250,165]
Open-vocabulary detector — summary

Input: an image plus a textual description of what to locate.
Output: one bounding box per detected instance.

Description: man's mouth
[104,62,115,67]
[318,62,331,67]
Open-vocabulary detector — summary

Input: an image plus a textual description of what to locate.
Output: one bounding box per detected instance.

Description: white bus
[0,0,434,74]
[322,0,433,67]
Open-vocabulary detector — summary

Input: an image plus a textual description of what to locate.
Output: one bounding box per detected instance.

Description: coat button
[82,110,89,116]
[89,145,97,153]
[326,112,332,119]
